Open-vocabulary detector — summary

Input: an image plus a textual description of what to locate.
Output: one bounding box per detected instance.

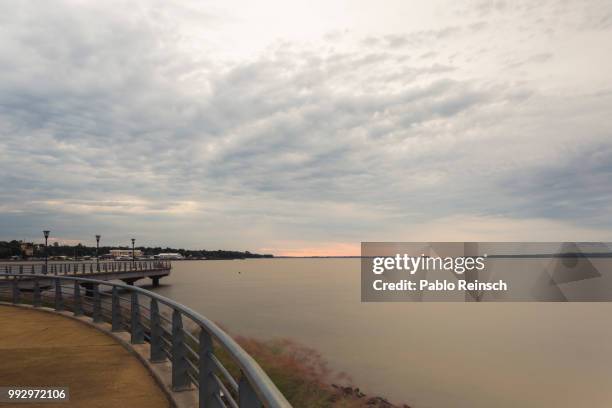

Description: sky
[1,0,611,255]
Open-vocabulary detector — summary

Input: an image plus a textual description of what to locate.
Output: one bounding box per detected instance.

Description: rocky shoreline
[331,385,411,408]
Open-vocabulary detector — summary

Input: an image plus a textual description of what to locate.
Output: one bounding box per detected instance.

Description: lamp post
[43,230,50,274]
[95,235,101,271]
[131,238,135,267]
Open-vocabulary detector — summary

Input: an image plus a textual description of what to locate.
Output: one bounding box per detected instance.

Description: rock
[330,384,410,407]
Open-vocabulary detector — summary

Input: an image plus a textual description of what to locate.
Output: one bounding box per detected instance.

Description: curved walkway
[0,305,170,407]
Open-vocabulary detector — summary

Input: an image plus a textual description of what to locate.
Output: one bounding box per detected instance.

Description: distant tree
[0,239,273,259]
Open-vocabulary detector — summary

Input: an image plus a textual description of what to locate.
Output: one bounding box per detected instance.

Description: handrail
[0,272,292,408]
[0,261,171,276]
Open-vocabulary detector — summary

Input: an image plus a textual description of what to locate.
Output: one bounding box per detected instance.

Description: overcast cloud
[1,0,611,254]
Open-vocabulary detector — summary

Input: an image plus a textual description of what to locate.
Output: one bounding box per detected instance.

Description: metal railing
[0,261,171,276]
[0,273,291,408]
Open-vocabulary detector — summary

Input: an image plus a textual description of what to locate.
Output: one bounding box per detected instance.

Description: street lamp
[95,235,101,271]
[131,238,136,267]
[43,230,50,274]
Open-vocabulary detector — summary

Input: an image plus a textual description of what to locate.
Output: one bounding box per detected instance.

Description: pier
[0,272,292,408]
[0,260,172,287]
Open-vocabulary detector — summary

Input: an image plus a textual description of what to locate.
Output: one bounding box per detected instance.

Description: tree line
[0,240,273,260]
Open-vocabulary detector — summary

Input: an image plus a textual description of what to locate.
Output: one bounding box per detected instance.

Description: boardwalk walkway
[0,260,172,287]
[0,305,170,407]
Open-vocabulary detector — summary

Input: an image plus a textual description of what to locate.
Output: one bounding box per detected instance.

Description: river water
[146,259,612,408]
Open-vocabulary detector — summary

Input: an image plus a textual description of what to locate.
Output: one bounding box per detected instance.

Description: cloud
[0,0,611,253]
[28,199,202,216]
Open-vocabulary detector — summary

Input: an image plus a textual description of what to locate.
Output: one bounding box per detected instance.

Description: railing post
[239,373,261,408]
[199,329,221,408]
[149,298,165,362]
[73,281,83,316]
[55,278,63,311]
[11,279,19,304]
[112,286,122,331]
[172,309,190,391]
[33,278,41,307]
[130,292,144,344]
[93,284,102,323]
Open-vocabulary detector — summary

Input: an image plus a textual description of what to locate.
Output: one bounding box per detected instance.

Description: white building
[109,249,143,258]
[156,253,184,260]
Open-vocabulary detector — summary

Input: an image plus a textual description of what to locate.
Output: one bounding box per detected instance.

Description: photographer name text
[371,254,508,293]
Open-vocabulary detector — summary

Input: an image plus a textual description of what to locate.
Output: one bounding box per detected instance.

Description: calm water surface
[146,259,612,408]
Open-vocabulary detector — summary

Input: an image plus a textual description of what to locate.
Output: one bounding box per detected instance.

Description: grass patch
[215,333,410,408]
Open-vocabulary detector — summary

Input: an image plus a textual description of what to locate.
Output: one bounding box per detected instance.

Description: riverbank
[218,334,410,408]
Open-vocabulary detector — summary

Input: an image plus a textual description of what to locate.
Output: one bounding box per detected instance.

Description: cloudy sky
[1,0,611,255]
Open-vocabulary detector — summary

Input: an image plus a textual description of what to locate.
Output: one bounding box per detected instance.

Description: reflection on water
[146,259,612,408]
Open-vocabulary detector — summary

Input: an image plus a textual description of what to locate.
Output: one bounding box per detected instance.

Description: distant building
[20,242,34,257]
[109,249,143,258]
[155,253,184,260]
